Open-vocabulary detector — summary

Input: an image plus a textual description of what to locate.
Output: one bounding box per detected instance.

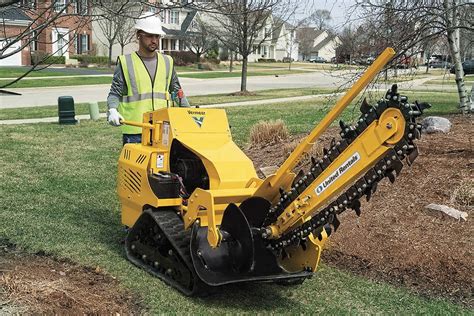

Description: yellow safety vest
[118,52,173,134]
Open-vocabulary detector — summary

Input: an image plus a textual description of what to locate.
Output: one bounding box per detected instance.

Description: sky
[295,0,359,31]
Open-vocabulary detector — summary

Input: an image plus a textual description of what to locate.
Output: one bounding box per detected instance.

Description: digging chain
[262,85,430,250]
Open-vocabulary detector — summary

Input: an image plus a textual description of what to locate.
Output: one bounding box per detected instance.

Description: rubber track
[126,209,209,296]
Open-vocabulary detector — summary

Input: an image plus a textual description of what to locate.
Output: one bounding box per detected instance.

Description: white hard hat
[134,13,165,35]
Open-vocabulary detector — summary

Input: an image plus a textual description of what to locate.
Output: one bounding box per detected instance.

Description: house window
[161,38,168,50]
[31,30,38,51]
[163,10,170,24]
[147,4,157,13]
[265,27,271,38]
[54,0,67,12]
[170,39,176,51]
[74,0,88,15]
[170,11,179,24]
[21,0,37,9]
[76,34,89,54]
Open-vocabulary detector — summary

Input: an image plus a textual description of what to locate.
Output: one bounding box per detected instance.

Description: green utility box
[58,96,77,125]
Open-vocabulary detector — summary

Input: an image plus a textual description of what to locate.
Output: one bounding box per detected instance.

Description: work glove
[107,108,123,126]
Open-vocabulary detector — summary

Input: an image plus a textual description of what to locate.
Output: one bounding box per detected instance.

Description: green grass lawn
[424,76,474,85]
[0,66,113,78]
[0,99,468,313]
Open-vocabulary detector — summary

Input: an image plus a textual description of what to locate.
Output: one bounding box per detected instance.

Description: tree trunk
[241,56,248,92]
[108,43,113,68]
[444,0,468,114]
[121,44,124,56]
[229,51,233,73]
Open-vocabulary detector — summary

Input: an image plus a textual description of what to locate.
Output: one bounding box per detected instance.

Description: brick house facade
[27,1,93,60]
[0,1,92,66]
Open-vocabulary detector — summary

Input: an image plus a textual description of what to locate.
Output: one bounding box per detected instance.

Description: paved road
[0,71,455,109]
[0,71,348,109]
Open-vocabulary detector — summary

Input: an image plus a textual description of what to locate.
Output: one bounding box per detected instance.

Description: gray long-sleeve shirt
[107,54,189,109]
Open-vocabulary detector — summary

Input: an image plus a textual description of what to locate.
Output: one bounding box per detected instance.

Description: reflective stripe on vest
[118,52,173,134]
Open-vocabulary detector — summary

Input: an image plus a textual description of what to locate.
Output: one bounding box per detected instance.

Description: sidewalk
[0,93,341,125]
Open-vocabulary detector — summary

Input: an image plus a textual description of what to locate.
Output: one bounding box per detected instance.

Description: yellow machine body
[118,107,260,228]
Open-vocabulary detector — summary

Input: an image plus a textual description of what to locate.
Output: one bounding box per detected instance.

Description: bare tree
[296,27,317,61]
[185,15,214,63]
[303,9,332,30]
[354,0,473,113]
[205,0,300,92]
[96,1,141,67]
[116,9,140,56]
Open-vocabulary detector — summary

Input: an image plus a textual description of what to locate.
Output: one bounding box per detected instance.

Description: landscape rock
[421,116,452,134]
[259,165,278,178]
[425,203,468,221]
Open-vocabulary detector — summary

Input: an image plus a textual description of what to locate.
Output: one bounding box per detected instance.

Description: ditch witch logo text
[188,110,206,128]
[315,152,361,196]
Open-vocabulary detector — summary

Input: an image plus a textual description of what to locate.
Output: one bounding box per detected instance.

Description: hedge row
[31,53,65,65]
[70,55,111,65]
[257,58,277,63]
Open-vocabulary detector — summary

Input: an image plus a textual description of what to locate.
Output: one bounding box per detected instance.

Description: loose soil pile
[246,115,473,307]
[0,244,140,314]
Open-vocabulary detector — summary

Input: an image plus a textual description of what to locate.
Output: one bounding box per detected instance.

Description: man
[107,13,189,144]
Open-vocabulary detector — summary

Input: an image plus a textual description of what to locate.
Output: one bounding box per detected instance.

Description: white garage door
[0,40,22,66]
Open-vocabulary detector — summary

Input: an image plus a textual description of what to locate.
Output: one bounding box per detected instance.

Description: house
[247,15,275,62]
[243,16,299,62]
[0,6,32,66]
[0,1,92,66]
[92,2,197,60]
[272,18,298,62]
[160,9,197,53]
[297,28,341,62]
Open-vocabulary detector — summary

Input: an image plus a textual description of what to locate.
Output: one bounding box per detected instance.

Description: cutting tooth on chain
[360,97,371,114]
[351,200,362,216]
[386,170,396,183]
[406,147,419,166]
[332,214,341,232]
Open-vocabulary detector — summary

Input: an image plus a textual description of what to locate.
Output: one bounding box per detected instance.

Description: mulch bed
[245,114,473,307]
[0,244,141,314]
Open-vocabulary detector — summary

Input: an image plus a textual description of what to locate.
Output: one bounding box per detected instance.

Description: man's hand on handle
[107,108,124,126]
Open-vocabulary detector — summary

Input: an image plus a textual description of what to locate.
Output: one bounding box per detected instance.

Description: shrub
[70,55,111,65]
[219,49,229,61]
[250,119,289,146]
[168,51,197,66]
[197,62,215,71]
[31,52,65,65]
[257,58,276,63]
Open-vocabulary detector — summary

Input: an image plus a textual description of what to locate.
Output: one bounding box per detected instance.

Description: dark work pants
[122,134,142,145]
